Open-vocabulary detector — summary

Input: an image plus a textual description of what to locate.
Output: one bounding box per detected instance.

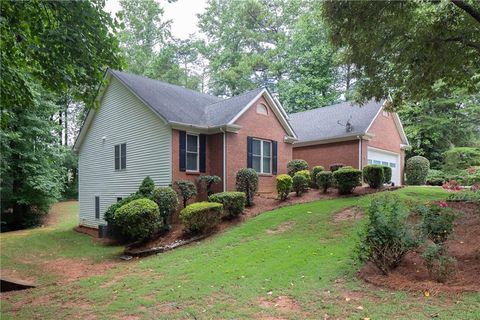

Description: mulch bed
[358,201,480,294]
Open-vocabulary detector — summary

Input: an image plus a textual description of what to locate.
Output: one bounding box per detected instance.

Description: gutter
[220,127,227,192]
[293,132,373,148]
[169,121,241,134]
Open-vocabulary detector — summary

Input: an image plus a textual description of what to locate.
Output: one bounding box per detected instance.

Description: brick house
[74,70,297,228]
[289,100,409,186]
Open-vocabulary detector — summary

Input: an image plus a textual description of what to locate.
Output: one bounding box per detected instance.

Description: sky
[104,0,208,39]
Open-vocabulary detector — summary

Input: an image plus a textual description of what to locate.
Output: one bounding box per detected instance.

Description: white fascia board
[169,121,241,134]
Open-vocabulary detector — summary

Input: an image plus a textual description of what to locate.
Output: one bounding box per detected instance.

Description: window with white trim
[114,143,126,170]
[252,138,272,174]
[256,103,268,115]
[186,133,199,171]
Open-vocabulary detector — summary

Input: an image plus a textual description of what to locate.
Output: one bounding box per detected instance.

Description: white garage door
[367,147,401,185]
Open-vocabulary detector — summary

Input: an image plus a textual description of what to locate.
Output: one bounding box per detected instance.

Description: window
[252,138,272,174]
[186,133,199,171]
[373,160,381,165]
[382,161,389,166]
[117,197,122,202]
[256,103,268,115]
[368,159,373,164]
[389,162,396,168]
[114,143,126,170]
[95,196,100,219]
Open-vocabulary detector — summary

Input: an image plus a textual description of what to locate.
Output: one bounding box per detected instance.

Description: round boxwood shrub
[114,198,161,241]
[310,166,325,188]
[316,171,333,193]
[363,165,385,188]
[443,147,480,172]
[406,156,430,185]
[152,186,178,227]
[287,159,308,176]
[292,174,308,196]
[174,180,197,208]
[138,176,155,197]
[329,163,345,172]
[235,168,258,206]
[333,168,362,194]
[276,174,293,201]
[208,191,246,218]
[180,202,222,234]
[382,165,392,184]
[104,193,143,239]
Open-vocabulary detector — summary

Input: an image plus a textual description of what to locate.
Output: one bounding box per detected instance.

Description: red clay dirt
[358,202,480,294]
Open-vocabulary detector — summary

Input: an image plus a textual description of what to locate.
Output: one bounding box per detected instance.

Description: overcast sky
[104,0,208,39]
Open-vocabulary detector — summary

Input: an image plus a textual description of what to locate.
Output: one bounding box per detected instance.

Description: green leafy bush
[422,243,456,283]
[426,169,446,186]
[419,203,456,244]
[292,174,308,196]
[329,163,345,172]
[316,171,333,193]
[447,190,480,203]
[276,174,293,201]
[138,176,155,197]
[355,194,419,275]
[310,166,325,188]
[235,168,258,206]
[114,198,161,241]
[363,165,385,188]
[464,167,480,186]
[406,156,430,185]
[152,187,178,227]
[180,202,222,234]
[333,168,362,194]
[295,169,311,185]
[287,159,309,176]
[443,147,480,172]
[198,175,222,196]
[174,180,197,208]
[208,192,246,218]
[104,193,143,226]
[382,165,392,184]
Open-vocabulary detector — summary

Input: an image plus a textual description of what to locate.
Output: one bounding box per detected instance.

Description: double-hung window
[186,134,199,171]
[252,138,272,174]
[114,143,126,170]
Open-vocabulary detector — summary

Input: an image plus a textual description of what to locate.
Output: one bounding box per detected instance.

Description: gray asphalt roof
[288,100,384,143]
[111,70,265,126]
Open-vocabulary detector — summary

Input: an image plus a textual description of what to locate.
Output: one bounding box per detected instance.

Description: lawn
[1,187,479,319]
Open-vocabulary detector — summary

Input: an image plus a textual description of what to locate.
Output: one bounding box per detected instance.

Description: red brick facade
[292,140,360,170]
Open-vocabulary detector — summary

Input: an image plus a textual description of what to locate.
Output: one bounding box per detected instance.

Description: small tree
[406,156,430,185]
[363,165,385,188]
[276,174,293,200]
[174,180,197,208]
[287,159,309,176]
[235,168,258,206]
[152,186,179,228]
[310,166,325,188]
[316,171,333,193]
[198,175,222,196]
[138,176,155,197]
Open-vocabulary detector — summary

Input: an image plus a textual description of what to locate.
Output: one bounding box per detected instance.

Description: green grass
[1,187,479,319]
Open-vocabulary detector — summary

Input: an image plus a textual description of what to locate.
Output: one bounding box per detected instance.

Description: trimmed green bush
[114,198,161,241]
[310,166,325,188]
[138,176,155,197]
[316,171,333,193]
[419,204,456,244]
[329,163,345,172]
[152,187,178,227]
[180,202,222,234]
[406,156,430,185]
[382,165,392,184]
[198,175,222,196]
[292,174,308,196]
[443,147,480,172]
[276,174,293,201]
[208,192,246,218]
[426,169,446,186]
[174,180,197,208]
[235,168,258,206]
[333,168,362,194]
[295,169,311,185]
[287,159,309,176]
[104,193,143,226]
[363,165,385,188]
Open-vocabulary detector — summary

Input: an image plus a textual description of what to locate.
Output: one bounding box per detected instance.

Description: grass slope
[1,187,479,319]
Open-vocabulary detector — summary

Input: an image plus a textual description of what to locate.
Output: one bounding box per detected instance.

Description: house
[73,69,297,228]
[288,100,409,186]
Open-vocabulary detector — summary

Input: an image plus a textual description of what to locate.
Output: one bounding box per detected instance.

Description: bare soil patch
[42,258,118,283]
[257,295,303,313]
[266,221,295,234]
[359,202,480,294]
[333,207,363,222]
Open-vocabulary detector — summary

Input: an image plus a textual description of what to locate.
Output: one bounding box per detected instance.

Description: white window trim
[114,143,127,171]
[252,138,272,174]
[186,133,199,172]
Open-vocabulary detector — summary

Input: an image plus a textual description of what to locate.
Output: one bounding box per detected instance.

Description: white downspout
[357,136,362,169]
[220,127,227,192]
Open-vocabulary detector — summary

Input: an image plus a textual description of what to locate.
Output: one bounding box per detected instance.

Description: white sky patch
[104,0,207,39]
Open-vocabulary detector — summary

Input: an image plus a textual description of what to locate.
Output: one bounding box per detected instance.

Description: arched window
[256,103,268,115]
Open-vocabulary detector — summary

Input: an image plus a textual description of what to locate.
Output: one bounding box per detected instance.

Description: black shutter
[114,145,120,170]
[121,143,127,169]
[199,134,206,173]
[247,136,253,168]
[179,131,186,171]
[95,196,100,219]
[272,140,278,175]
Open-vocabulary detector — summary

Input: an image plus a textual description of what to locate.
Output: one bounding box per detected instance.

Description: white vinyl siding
[78,77,172,228]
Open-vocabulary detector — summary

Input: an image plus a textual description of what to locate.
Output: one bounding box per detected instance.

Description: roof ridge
[289,100,358,116]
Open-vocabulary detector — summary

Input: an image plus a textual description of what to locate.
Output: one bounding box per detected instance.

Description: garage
[367,147,401,185]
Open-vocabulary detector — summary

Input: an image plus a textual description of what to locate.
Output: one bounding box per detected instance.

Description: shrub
[295,169,311,185]
[329,163,345,172]
[287,159,309,176]
[316,171,333,193]
[422,243,456,283]
[310,166,325,188]
[333,168,362,194]
[464,166,480,186]
[208,192,246,218]
[138,176,155,197]
[235,168,258,206]
[419,203,456,244]
[363,165,385,188]
[382,165,392,184]
[104,193,143,226]
[356,194,419,275]
[152,187,178,227]
[174,180,197,208]
[276,174,293,200]
[443,147,480,172]
[180,202,222,234]
[442,180,461,191]
[114,198,161,241]
[426,169,446,186]
[198,175,222,196]
[292,174,308,196]
[447,189,480,203]
[406,156,430,185]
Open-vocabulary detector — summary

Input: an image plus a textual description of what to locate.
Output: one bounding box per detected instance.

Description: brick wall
[292,139,360,170]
